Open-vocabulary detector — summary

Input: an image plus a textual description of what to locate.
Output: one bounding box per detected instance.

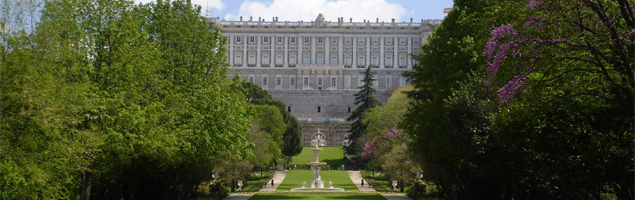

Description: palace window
[345,77,351,87]
[331,37,337,44]
[330,56,337,65]
[345,37,351,44]
[386,37,392,45]
[371,56,379,67]
[250,36,255,43]
[234,54,242,66]
[358,37,364,44]
[317,77,323,86]
[236,36,242,43]
[263,37,269,43]
[275,54,283,66]
[386,77,392,86]
[385,56,393,68]
[303,55,311,65]
[276,77,281,85]
[277,37,282,43]
[331,77,336,87]
[357,56,365,67]
[318,37,323,44]
[248,76,254,83]
[303,77,309,88]
[399,55,407,68]
[372,37,378,45]
[399,77,406,86]
[399,38,406,45]
[262,54,270,67]
[290,37,296,43]
[290,77,295,85]
[262,76,268,85]
[248,54,256,66]
[304,37,310,44]
[289,55,297,66]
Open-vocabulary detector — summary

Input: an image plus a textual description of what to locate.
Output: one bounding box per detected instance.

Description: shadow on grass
[326,194,386,199]
[321,159,345,167]
[247,195,309,199]
[249,194,386,200]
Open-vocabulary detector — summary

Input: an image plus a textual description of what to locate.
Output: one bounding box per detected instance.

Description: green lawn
[277,170,358,192]
[291,147,345,167]
[248,193,387,200]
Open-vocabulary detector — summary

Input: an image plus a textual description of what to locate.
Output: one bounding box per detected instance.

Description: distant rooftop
[207,13,441,30]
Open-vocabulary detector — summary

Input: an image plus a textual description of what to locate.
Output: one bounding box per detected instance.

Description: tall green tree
[402,0,512,198]
[241,81,303,158]
[403,0,633,199]
[345,66,381,163]
[2,0,255,199]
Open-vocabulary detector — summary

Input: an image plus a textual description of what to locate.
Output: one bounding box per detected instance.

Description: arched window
[311,133,327,146]
[262,54,270,67]
[343,134,351,146]
[275,53,283,67]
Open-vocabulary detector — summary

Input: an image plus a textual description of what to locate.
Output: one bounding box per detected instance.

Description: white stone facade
[209,14,440,146]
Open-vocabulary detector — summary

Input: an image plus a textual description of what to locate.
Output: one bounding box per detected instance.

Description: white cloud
[225,0,406,23]
[133,0,225,14]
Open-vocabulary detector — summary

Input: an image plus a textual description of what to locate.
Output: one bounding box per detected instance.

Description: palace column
[298,36,302,66]
[257,36,261,67]
[243,35,247,67]
[393,36,397,68]
[352,37,356,67]
[380,37,384,68]
[338,36,343,66]
[284,36,289,67]
[366,36,370,67]
[407,37,412,69]
[311,36,316,65]
[229,35,233,66]
[325,36,330,65]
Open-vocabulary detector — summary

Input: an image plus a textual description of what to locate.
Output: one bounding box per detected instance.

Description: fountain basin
[290,188,345,192]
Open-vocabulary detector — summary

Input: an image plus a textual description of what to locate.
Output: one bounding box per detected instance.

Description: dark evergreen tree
[345,66,382,161]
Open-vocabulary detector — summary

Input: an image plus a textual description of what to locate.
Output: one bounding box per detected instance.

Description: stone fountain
[290,129,344,192]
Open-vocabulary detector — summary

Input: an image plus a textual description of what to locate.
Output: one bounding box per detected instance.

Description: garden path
[348,171,376,192]
[258,170,287,192]
[382,194,415,200]
[220,194,253,200]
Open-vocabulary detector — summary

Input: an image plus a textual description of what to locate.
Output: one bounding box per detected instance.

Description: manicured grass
[277,170,358,192]
[290,147,345,167]
[248,193,387,200]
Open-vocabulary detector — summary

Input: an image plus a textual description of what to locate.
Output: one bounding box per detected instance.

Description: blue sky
[135,0,454,22]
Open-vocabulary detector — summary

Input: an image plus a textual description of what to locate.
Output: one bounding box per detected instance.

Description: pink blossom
[525,15,542,27]
[497,74,526,105]
[362,136,380,159]
[484,24,519,83]
[527,0,543,10]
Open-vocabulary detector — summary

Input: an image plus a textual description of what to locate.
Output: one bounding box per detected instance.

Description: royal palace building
[209,14,440,146]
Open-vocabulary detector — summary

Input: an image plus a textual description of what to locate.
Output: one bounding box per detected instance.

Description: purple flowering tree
[485,0,633,107]
[483,0,634,198]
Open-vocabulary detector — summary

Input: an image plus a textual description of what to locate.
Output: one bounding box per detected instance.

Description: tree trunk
[231,179,235,192]
[80,171,93,200]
